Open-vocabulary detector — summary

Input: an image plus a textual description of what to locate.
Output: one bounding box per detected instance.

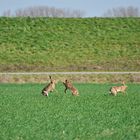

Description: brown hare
[63,79,79,96]
[109,81,127,96]
[42,76,57,96]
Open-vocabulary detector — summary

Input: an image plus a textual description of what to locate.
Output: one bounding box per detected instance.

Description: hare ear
[49,75,52,80]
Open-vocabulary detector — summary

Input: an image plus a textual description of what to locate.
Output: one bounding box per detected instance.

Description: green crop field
[0,17,140,72]
[0,83,140,140]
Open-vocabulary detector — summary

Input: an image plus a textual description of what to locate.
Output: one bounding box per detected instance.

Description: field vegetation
[0,83,140,140]
[0,17,140,72]
[0,17,140,140]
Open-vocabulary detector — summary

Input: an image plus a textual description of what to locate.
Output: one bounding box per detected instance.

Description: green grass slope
[0,83,140,140]
[0,17,140,72]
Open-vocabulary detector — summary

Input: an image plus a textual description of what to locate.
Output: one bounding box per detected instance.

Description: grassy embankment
[0,17,140,72]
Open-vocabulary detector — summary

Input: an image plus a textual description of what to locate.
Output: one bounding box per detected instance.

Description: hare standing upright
[42,76,57,96]
[63,79,79,96]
